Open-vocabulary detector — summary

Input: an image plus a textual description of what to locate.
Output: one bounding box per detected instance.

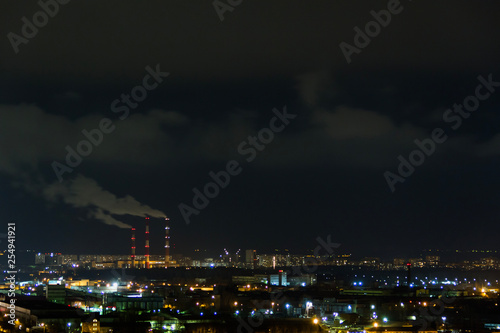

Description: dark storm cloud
[0,104,188,174]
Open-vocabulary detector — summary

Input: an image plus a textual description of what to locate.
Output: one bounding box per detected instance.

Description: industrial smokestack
[145,217,150,269]
[165,217,170,269]
[407,262,412,287]
[131,227,136,268]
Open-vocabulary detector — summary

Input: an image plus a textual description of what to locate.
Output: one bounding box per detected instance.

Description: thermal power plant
[131,227,136,268]
[145,217,150,269]
[165,217,170,268]
[128,216,170,269]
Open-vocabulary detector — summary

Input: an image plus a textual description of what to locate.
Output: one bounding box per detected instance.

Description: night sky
[1,1,500,259]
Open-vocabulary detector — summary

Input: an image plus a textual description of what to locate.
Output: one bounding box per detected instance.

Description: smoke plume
[44,174,166,228]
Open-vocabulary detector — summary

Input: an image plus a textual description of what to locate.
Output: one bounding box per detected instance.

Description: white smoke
[43,174,166,228]
[91,208,134,229]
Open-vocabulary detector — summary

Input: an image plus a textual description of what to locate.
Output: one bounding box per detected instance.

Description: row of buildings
[34,252,500,270]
